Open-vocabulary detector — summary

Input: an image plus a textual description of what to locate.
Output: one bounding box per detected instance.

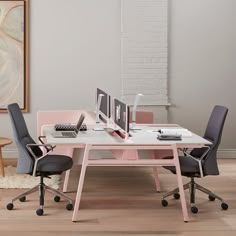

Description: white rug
[0,166,61,189]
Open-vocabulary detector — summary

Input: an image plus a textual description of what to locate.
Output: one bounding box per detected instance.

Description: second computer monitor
[96,88,111,123]
[113,98,130,134]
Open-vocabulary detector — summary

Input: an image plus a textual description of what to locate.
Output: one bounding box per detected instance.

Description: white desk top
[43,125,211,147]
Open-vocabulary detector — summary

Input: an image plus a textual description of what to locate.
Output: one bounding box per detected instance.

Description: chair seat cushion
[37,155,73,174]
[163,156,201,177]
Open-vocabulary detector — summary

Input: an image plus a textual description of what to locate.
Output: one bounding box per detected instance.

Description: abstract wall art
[0,0,28,112]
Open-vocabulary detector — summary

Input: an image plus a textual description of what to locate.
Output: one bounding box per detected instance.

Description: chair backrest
[191,105,228,176]
[8,103,43,174]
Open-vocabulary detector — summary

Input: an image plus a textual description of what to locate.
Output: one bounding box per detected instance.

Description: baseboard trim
[217,149,236,159]
[3,149,18,159]
[3,148,236,159]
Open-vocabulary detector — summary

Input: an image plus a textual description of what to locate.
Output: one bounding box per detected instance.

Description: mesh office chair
[7,103,74,216]
[161,105,228,213]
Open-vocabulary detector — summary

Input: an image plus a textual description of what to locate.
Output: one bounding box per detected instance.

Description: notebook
[51,113,85,138]
[159,128,192,137]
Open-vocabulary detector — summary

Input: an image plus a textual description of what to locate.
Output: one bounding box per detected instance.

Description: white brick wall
[121,0,168,105]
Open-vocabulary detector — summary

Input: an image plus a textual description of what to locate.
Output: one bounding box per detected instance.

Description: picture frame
[0,0,29,112]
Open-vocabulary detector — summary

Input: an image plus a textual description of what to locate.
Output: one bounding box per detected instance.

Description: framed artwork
[0,0,29,112]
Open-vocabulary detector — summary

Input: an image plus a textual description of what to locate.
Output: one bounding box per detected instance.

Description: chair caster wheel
[191,206,198,214]
[7,203,14,210]
[36,208,44,216]
[208,195,215,201]
[66,203,73,211]
[221,202,228,210]
[54,196,61,202]
[161,199,168,207]
[19,196,26,202]
[174,193,180,199]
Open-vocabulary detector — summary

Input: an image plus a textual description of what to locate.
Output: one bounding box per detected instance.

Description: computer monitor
[96,88,111,123]
[113,98,130,134]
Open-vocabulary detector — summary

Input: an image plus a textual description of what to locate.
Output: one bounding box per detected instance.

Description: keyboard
[61,131,77,138]
[55,124,87,131]
[80,124,87,131]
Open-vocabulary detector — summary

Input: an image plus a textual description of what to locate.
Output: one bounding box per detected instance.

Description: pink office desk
[37,110,96,192]
[43,124,211,223]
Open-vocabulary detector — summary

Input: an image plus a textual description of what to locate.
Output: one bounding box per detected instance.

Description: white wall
[2,0,236,158]
[2,0,122,156]
[30,0,121,110]
[168,0,236,157]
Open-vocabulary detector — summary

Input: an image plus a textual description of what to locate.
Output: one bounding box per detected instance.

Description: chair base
[162,177,228,213]
[7,176,73,215]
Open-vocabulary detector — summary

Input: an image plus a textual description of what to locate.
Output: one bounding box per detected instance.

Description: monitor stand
[130,122,142,130]
[93,124,104,131]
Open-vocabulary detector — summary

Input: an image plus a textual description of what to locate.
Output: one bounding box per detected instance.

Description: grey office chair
[7,103,74,216]
[161,105,228,213]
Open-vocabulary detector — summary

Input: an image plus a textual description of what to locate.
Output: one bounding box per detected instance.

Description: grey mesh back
[190,105,228,176]
[8,103,43,174]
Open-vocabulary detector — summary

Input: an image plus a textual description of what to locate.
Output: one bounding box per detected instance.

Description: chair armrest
[179,148,190,156]
[183,146,210,178]
[38,136,56,152]
[26,143,54,157]
[26,143,54,177]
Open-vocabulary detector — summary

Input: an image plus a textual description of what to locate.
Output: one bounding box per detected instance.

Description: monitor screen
[113,98,130,133]
[96,88,111,122]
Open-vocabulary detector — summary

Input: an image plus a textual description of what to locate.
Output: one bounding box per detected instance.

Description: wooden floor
[0,159,236,236]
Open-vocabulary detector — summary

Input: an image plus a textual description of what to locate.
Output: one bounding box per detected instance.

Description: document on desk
[159,128,192,137]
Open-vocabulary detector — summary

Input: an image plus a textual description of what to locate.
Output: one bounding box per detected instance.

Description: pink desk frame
[43,123,211,223]
[72,143,189,222]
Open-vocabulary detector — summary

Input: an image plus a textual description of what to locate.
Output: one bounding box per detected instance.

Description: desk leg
[152,167,161,192]
[173,146,189,222]
[63,149,75,193]
[150,151,161,192]
[63,169,71,193]
[0,148,5,177]
[72,145,89,222]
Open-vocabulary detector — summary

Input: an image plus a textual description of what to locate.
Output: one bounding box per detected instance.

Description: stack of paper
[159,128,192,137]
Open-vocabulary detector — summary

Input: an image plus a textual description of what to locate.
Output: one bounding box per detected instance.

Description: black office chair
[161,105,229,213]
[7,103,74,216]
